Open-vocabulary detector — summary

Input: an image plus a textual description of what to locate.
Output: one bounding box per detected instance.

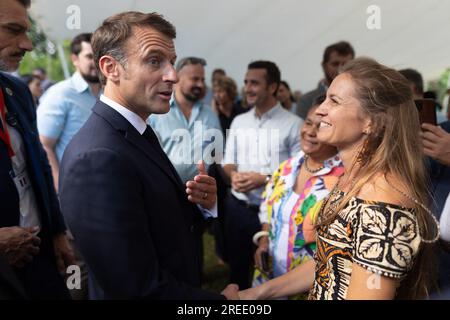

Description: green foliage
[18,16,73,81]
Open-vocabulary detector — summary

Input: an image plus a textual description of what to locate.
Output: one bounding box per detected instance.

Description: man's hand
[186,161,217,210]
[421,123,450,166]
[0,226,41,267]
[254,236,269,271]
[221,283,240,300]
[231,171,267,193]
[53,232,76,275]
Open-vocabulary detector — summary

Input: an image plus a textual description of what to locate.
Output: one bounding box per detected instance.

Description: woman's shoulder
[356,173,416,209]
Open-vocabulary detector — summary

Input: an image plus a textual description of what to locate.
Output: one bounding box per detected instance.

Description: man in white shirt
[222,60,303,289]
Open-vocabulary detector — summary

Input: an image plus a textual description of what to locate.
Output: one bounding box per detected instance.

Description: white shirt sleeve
[197,201,218,219]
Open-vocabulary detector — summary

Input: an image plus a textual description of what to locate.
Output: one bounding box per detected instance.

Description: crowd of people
[1,0,449,300]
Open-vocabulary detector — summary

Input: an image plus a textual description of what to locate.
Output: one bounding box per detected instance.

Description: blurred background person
[20,74,42,106]
[252,96,343,299]
[277,80,298,113]
[32,67,54,93]
[222,60,302,290]
[149,56,222,183]
[37,33,100,193]
[296,41,354,119]
[421,120,450,293]
[424,90,448,124]
[204,68,226,107]
[213,75,245,138]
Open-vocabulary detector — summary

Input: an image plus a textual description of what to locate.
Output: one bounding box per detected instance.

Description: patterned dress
[252,151,343,299]
[309,190,421,300]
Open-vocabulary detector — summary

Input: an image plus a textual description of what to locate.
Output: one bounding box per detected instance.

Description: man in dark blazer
[0,0,73,299]
[0,255,28,299]
[59,11,225,299]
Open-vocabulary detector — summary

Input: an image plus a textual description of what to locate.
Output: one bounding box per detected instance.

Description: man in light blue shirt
[149,57,222,183]
[37,33,101,192]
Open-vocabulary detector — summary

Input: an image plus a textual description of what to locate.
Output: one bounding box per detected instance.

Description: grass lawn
[201,231,230,293]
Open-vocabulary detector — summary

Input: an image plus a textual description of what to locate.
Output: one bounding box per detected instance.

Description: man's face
[322,51,353,84]
[0,0,32,71]
[72,41,99,83]
[111,27,178,119]
[244,68,273,107]
[176,64,205,103]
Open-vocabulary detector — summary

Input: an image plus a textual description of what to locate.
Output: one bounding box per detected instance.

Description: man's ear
[71,54,79,68]
[268,82,278,97]
[98,55,121,83]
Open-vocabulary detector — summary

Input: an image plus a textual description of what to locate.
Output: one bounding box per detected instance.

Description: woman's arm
[239,259,316,300]
[346,263,398,300]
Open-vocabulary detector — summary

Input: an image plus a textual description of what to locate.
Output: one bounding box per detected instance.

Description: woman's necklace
[384,177,440,243]
[304,155,325,174]
[316,174,354,224]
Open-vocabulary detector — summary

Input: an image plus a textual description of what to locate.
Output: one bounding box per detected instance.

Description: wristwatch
[265,174,272,184]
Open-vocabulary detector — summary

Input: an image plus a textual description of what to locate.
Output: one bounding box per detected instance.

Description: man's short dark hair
[175,57,206,72]
[71,33,92,55]
[16,0,31,7]
[20,73,39,86]
[33,67,46,75]
[212,68,226,77]
[398,68,424,95]
[322,41,355,64]
[247,60,281,96]
[313,94,326,106]
[92,11,176,85]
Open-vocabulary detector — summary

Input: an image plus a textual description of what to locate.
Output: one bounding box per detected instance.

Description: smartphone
[415,99,437,125]
[261,251,270,273]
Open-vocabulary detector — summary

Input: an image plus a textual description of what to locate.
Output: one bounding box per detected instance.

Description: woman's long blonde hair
[317,57,437,299]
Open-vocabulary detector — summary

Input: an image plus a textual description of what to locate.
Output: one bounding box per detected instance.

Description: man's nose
[164,64,178,83]
[19,34,33,52]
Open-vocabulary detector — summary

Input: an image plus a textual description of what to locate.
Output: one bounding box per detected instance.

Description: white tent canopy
[30,0,450,93]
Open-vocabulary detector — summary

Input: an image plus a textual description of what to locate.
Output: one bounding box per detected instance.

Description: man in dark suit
[59,11,225,299]
[0,0,74,299]
[0,255,27,299]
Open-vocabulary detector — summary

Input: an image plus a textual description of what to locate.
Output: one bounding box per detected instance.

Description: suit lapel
[92,101,186,194]
[125,128,186,193]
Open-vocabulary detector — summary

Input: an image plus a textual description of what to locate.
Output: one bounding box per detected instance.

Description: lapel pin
[5,87,13,96]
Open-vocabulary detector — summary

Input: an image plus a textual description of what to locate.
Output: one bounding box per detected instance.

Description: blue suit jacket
[0,72,65,233]
[0,72,68,299]
[60,101,224,299]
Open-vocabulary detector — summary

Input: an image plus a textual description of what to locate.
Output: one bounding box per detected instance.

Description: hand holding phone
[415,99,437,125]
[261,251,270,273]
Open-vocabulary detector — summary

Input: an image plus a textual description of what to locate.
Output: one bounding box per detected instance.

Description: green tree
[19,16,73,81]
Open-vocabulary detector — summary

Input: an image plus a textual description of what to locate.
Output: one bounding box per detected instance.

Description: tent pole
[57,42,70,79]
